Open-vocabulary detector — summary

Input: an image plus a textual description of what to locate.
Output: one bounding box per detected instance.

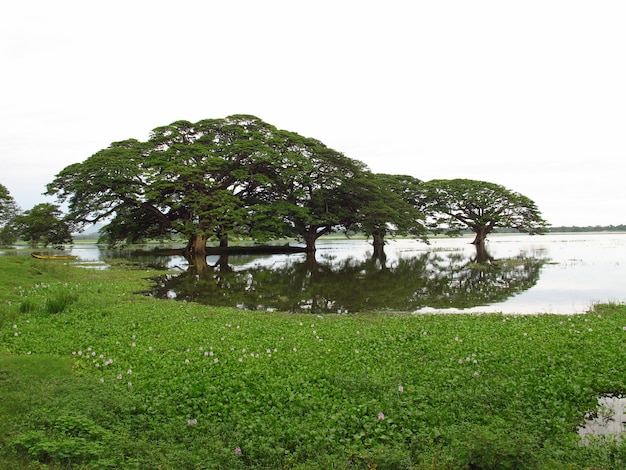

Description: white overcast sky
[1,1,624,227]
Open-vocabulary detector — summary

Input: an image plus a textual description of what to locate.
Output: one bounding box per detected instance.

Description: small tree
[14,203,73,247]
[0,184,21,245]
[418,179,549,245]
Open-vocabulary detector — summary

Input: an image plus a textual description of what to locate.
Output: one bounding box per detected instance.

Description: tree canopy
[0,184,20,246]
[46,115,394,255]
[46,117,550,259]
[13,203,73,247]
[339,173,428,256]
[0,184,20,226]
[417,178,549,245]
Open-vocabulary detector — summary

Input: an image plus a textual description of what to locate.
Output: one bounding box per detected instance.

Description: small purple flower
[187,418,197,426]
[378,412,385,420]
[398,385,404,392]
[235,446,242,455]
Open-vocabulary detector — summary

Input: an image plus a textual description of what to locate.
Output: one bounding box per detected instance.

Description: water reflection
[67,234,626,314]
[145,243,546,314]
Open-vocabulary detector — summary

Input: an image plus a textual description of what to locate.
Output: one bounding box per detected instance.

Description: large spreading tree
[417,178,549,245]
[46,115,373,256]
[338,173,428,256]
[260,132,373,252]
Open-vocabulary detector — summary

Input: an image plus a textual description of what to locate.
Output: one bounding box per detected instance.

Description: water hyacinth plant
[1,255,626,469]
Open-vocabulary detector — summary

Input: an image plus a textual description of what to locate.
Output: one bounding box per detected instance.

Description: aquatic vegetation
[1,256,626,468]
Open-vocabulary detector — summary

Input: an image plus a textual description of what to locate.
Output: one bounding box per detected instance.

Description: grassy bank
[1,255,626,469]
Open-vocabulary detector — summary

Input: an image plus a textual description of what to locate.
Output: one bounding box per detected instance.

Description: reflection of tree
[147,247,546,313]
[422,245,546,309]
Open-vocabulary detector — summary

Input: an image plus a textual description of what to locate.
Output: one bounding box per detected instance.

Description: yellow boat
[31,253,78,260]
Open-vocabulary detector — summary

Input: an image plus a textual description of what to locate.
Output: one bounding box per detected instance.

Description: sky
[2,1,625,227]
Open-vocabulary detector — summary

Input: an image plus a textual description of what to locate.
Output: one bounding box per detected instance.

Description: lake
[67,232,626,315]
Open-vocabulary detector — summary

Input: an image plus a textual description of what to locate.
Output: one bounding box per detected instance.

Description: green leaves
[419,178,550,243]
[46,116,376,254]
[3,254,626,467]
[0,184,20,246]
[12,203,73,247]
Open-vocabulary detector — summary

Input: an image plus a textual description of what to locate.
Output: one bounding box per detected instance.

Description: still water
[68,233,626,315]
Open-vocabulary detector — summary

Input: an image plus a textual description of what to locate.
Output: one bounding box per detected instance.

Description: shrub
[44,290,78,314]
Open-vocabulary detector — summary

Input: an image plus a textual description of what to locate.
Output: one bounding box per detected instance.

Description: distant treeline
[547,225,626,233]
[494,225,626,234]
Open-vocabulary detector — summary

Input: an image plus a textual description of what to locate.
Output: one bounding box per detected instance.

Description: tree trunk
[219,234,228,248]
[301,225,332,253]
[372,233,386,259]
[472,242,494,264]
[303,231,318,253]
[471,228,488,246]
[186,233,208,257]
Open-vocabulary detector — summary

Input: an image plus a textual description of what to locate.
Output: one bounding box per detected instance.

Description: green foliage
[0,183,21,246]
[13,203,73,247]
[340,173,428,245]
[47,116,374,255]
[12,414,109,466]
[44,290,78,314]
[0,183,20,226]
[418,178,550,245]
[2,256,626,469]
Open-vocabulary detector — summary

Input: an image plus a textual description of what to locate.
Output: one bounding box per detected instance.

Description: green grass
[1,255,626,469]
